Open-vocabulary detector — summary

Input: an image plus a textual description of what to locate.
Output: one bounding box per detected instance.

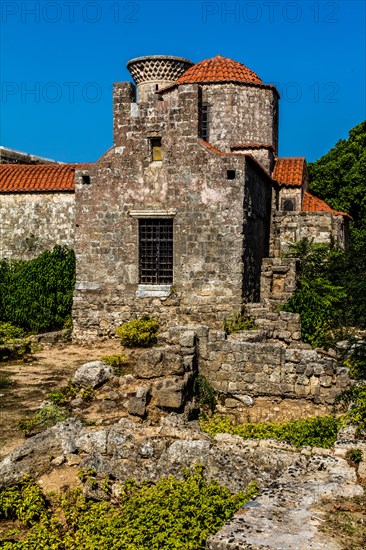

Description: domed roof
[175,54,263,85]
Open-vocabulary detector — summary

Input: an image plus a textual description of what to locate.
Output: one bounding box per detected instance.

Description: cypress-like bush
[0,245,75,333]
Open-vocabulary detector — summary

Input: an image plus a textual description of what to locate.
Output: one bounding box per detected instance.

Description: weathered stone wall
[73,82,272,339]
[278,186,303,211]
[231,147,275,173]
[271,211,348,256]
[202,84,278,156]
[260,258,299,306]
[200,330,350,418]
[0,192,75,260]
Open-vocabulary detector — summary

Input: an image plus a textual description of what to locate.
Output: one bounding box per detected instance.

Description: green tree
[308,120,366,248]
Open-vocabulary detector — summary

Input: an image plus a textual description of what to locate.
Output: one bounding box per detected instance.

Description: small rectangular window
[81,175,90,185]
[200,103,210,141]
[139,219,173,284]
[151,138,162,162]
[227,170,236,180]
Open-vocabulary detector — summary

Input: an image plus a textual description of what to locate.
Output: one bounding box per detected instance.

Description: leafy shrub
[347,448,363,464]
[194,375,217,413]
[282,239,366,348]
[224,313,257,335]
[340,339,366,380]
[0,468,258,549]
[334,383,366,435]
[18,404,68,436]
[47,381,78,405]
[282,240,347,348]
[100,354,128,375]
[0,341,32,363]
[0,323,25,344]
[200,414,341,448]
[0,245,75,333]
[79,386,95,402]
[0,476,47,526]
[116,315,159,348]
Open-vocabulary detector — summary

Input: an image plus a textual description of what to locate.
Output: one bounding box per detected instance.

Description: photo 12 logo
[1,1,140,24]
[2,81,103,103]
[201,2,340,24]
[274,81,340,103]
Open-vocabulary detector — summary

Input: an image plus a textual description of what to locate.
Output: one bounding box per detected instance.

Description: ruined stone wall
[260,258,299,306]
[0,192,75,260]
[271,211,348,257]
[74,83,273,339]
[202,84,278,156]
[154,324,352,422]
[196,326,351,422]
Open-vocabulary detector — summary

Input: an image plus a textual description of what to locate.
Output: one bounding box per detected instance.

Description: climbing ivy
[0,246,75,333]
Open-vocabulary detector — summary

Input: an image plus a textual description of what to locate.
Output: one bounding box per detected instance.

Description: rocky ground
[0,338,365,549]
[0,338,126,459]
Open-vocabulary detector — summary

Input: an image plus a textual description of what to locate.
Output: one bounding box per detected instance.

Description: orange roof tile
[175,54,263,85]
[199,139,237,156]
[272,157,306,187]
[199,140,276,183]
[302,192,351,218]
[0,164,78,192]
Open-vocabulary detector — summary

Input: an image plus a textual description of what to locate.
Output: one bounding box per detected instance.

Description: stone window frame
[281,198,296,212]
[150,137,162,162]
[129,210,177,298]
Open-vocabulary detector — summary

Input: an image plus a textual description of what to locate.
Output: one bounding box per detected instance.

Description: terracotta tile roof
[199,140,276,184]
[199,139,237,156]
[272,157,306,187]
[302,192,352,218]
[175,54,263,85]
[0,164,79,192]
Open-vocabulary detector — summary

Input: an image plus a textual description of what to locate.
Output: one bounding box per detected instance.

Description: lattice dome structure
[127,55,193,102]
[127,55,193,85]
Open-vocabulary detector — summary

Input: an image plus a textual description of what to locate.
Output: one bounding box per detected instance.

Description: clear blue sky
[1,0,365,163]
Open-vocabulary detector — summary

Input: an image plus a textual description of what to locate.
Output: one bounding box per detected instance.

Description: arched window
[282,198,295,212]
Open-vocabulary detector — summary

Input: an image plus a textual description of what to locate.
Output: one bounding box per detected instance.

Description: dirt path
[0,340,123,460]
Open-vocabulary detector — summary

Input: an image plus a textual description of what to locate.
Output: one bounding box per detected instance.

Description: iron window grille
[200,103,210,141]
[139,219,173,284]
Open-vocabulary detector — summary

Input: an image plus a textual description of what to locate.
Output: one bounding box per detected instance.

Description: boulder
[73,361,114,388]
[136,347,184,379]
[155,377,186,409]
[128,386,150,417]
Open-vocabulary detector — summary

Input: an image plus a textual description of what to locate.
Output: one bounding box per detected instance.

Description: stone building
[0,163,76,259]
[0,54,350,337]
[72,54,350,338]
